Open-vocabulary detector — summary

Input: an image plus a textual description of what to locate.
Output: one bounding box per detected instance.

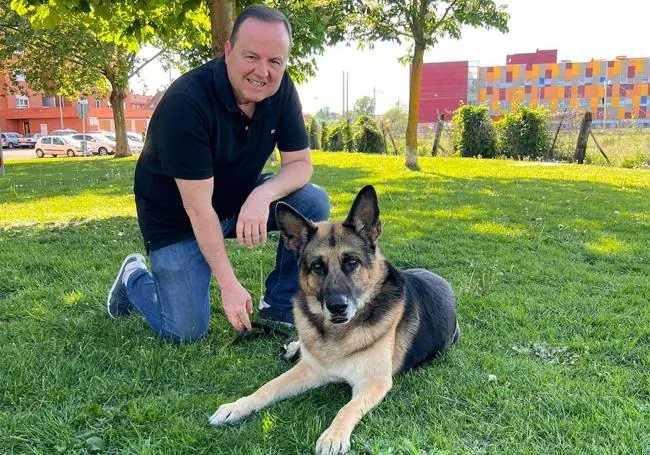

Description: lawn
[1,152,649,454]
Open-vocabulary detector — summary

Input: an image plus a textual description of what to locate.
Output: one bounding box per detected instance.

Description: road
[2,148,38,161]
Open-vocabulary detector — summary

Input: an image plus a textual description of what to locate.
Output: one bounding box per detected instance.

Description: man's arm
[175,177,253,331]
[236,148,312,248]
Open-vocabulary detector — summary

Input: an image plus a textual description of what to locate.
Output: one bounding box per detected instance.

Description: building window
[16,95,29,108]
[42,96,56,107]
[95,100,101,108]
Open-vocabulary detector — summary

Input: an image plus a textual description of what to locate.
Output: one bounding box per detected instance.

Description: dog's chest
[300,334,395,384]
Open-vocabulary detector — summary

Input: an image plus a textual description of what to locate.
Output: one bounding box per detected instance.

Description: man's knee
[161,315,209,344]
[298,183,330,222]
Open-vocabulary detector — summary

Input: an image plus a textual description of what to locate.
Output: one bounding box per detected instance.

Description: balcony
[3,106,78,120]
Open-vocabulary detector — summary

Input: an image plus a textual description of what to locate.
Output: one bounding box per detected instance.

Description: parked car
[35,135,83,157]
[68,133,115,156]
[17,133,43,148]
[101,131,143,153]
[50,129,79,136]
[127,131,146,143]
[1,132,22,149]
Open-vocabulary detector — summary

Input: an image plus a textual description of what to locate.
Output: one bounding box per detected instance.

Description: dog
[209,185,460,455]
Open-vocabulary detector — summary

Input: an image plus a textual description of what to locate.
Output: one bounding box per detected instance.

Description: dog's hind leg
[316,377,392,455]
[209,361,328,426]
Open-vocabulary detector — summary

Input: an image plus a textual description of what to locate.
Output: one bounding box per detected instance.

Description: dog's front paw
[315,426,351,455]
[208,398,254,426]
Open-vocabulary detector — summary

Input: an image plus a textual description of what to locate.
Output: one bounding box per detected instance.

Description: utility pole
[0,127,4,176]
[342,71,345,118]
[342,71,351,118]
[59,95,64,129]
[603,79,608,129]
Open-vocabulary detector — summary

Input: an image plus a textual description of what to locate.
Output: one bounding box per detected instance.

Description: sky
[131,0,650,116]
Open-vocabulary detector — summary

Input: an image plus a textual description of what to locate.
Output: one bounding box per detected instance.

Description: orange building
[0,84,162,135]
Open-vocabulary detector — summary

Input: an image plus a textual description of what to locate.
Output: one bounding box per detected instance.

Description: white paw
[315,426,351,455]
[208,398,253,426]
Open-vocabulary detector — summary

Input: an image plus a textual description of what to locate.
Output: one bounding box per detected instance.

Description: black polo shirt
[134,57,309,252]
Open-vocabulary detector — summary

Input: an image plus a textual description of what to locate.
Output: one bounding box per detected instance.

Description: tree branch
[128,48,164,79]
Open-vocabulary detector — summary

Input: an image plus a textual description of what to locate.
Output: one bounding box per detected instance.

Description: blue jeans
[127,182,330,342]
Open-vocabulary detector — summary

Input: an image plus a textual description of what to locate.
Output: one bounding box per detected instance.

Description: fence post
[431,114,445,156]
[574,111,592,164]
[548,107,567,159]
[589,130,611,165]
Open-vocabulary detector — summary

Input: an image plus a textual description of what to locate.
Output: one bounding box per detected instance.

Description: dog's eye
[343,257,360,272]
[311,261,326,275]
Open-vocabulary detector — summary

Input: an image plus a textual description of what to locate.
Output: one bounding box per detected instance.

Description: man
[107,4,329,342]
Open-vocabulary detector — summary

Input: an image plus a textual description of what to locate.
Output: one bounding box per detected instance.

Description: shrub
[352,115,385,153]
[320,122,329,151]
[451,104,498,158]
[309,117,320,150]
[497,104,551,160]
[343,119,353,152]
[326,121,346,151]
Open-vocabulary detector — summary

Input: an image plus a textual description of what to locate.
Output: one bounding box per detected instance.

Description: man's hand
[220,280,253,331]
[237,188,272,248]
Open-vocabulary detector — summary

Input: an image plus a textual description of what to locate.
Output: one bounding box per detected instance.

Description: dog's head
[277,185,384,325]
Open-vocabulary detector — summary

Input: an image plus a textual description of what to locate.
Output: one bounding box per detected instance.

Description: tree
[16,0,354,84]
[315,106,333,125]
[380,101,408,136]
[320,121,329,151]
[309,117,320,150]
[1,1,155,157]
[351,0,509,170]
[353,95,376,118]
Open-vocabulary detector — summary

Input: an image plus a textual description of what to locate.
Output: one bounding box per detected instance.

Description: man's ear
[276,202,318,256]
[224,40,233,63]
[342,185,382,243]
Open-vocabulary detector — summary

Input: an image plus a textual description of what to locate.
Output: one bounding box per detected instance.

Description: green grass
[1,153,649,454]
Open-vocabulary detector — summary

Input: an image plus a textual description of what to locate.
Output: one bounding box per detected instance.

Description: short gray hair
[230,4,292,47]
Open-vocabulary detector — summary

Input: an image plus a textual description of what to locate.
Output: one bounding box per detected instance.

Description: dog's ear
[276,202,318,256]
[343,185,382,243]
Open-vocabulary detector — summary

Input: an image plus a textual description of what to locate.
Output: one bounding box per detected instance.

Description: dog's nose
[325,296,348,315]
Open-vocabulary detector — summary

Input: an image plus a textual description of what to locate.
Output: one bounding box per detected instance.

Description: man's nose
[254,61,269,78]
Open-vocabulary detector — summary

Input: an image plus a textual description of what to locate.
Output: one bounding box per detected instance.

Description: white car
[68,133,116,156]
[101,132,143,153]
[35,135,83,157]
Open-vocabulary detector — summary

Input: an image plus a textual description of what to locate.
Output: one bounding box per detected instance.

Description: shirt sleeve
[275,76,310,152]
[155,93,213,180]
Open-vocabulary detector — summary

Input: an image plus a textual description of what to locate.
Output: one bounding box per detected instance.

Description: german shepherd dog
[209,185,460,455]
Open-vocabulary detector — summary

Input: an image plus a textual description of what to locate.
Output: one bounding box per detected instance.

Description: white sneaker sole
[107,253,146,319]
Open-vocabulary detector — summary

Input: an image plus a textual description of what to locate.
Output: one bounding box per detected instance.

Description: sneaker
[107,253,146,319]
[258,297,294,325]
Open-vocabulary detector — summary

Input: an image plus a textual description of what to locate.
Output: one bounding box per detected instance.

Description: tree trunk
[110,84,131,158]
[208,0,235,58]
[405,44,425,170]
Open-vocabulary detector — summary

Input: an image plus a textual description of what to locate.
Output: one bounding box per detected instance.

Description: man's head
[225,5,292,106]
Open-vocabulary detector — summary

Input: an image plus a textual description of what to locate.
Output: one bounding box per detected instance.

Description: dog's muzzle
[325,295,356,324]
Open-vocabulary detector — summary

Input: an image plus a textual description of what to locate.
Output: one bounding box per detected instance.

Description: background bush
[353,114,385,153]
[497,104,551,160]
[451,104,498,158]
[309,117,320,150]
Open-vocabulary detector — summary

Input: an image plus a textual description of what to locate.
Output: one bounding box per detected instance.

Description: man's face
[224,18,290,106]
